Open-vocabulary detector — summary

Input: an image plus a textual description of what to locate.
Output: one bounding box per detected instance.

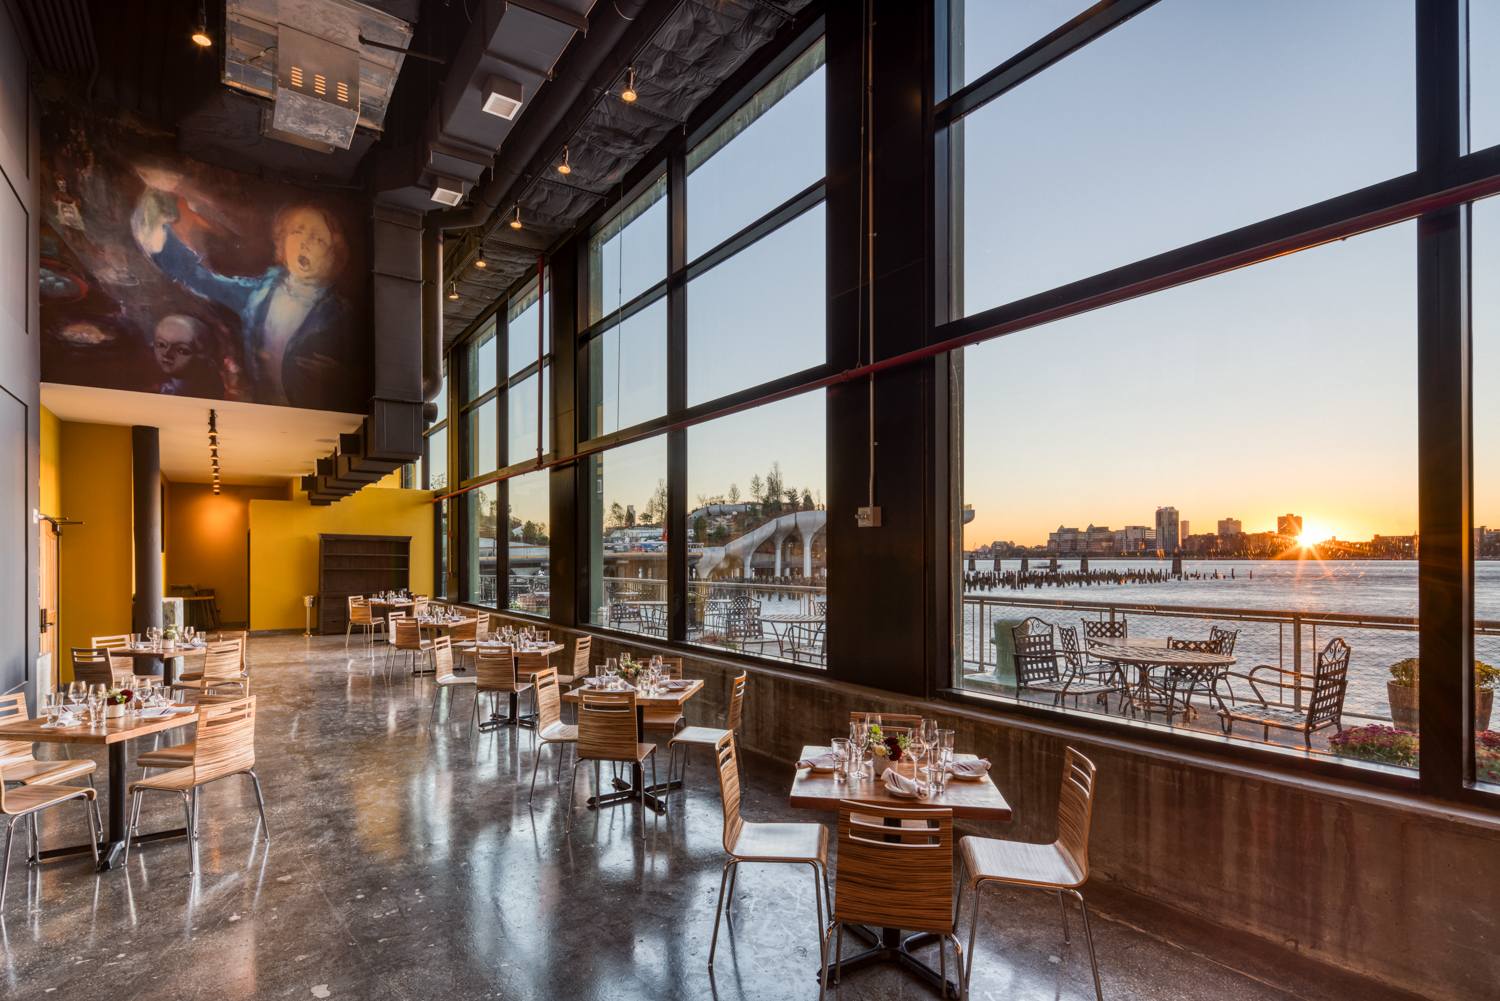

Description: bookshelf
[318,534,411,635]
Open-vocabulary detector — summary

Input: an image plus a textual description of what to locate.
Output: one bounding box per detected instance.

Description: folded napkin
[660,679,693,690]
[797,752,841,770]
[136,707,173,719]
[947,758,991,778]
[883,768,926,797]
[48,714,81,727]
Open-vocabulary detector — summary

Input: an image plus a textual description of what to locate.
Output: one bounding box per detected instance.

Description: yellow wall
[57,422,134,679]
[40,406,60,517]
[166,482,285,626]
[249,475,435,630]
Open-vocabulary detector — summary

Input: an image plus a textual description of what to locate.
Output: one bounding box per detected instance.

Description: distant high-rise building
[1155,507,1180,552]
[1114,526,1155,551]
[1218,518,1242,535]
[1278,513,1303,537]
[1048,525,1115,552]
[1180,520,1189,540]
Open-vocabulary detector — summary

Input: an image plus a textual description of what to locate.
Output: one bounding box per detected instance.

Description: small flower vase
[872,755,891,778]
[105,703,125,719]
[162,639,177,651]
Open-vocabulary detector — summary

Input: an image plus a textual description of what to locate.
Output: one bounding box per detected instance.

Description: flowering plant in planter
[1478,731,1500,784]
[616,654,643,680]
[868,725,911,762]
[1328,725,1419,767]
[105,687,135,706]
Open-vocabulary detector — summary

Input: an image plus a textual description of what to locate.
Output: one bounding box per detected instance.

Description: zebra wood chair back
[192,697,257,786]
[348,598,375,626]
[1053,747,1098,883]
[533,668,562,730]
[449,617,478,643]
[714,732,744,853]
[833,801,954,934]
[431,636,455,678]
[202,643,243,682]
[90,634,131,650]
[474,647,519,693]
[72,647,115,687]
[661,657,683,680]
[571,636,592,678]
[393,617,427,651]
[576,689,638,761]
[726,672,748,732]
[848,711,921,738]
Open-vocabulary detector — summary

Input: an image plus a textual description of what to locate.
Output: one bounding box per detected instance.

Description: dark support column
[824,0,936,697]
[131,426,162,652]
[551,236,582,628]
[1416,0,1470,798]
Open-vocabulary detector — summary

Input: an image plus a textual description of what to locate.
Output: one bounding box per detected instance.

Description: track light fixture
[510,204,522,230]
[475,247,487,268]
[621,67,637,102]
[191,1,212,46]
[448,282,459,300]
[557,146,571,175]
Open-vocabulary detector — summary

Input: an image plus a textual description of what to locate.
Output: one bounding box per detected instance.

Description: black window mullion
[667,150,688,642]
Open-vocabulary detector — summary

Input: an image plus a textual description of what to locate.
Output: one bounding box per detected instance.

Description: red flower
[884,735,902,762]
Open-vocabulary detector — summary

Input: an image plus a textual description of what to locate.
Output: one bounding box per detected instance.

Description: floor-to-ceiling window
[505,275,552,617]
[425,363,449,593]
[581,37,829,667]
[940,0,1497,801]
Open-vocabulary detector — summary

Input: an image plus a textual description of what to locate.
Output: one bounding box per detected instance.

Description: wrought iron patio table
[1088,642,1235,718]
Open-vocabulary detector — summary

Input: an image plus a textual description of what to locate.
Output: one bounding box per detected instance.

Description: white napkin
[947,758,991,778]
[797,753,841,770]
[136,707,173,719]
[883,768,926,797]
[660,680,693,690]
[48,713,81,727]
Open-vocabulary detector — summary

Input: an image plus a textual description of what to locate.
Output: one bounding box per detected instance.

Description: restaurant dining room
[1,1,1499,999]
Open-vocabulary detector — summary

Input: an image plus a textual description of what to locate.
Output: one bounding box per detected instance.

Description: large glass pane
[1474,0,1500,154]
[507,470,551,618]
[425,426,447,492]
[589,298,667,438]
[432,367,448,424]
[688,207,826,406]
[687,41,825,261]
[588,437,669,629]
[687,392,826,666]
[466,483,499,606]
[957,0,1413,317]
[958,221,1417,771]
[508,280,551,378]
[956,1,1091,88]
[466,321,497,401]
[507,369,549,465]
[1472,196,1500,790]
[466,398,497,478]
[590,176,667,324]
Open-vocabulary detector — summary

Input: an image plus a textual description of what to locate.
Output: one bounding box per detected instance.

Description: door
[0,387,25,697]
[39,516,57,690]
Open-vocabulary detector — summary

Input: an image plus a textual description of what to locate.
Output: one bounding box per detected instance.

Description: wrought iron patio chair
[1157,635,1234,721]
[1210,626,1239,656]
[1015,619,1128,712]
[1080,619,1127,647]
[1061,625,1128,693]
[1216,637,1350,748]
[779,621,826,666]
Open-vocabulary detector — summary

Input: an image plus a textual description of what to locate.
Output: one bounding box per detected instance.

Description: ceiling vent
[429,177,466,206]
[271,24,361,148]
[481,75,524,120]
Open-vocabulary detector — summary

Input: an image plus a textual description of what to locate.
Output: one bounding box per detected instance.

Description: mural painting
[39,92,367,413]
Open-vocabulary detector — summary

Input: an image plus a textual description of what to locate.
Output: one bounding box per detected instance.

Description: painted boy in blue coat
[134,191,359,411]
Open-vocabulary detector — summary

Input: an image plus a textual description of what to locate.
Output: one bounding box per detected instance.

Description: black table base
[477,692,536,730]
[821,925,958,998]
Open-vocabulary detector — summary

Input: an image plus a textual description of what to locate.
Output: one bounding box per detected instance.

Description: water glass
[932,730,955,792]
[831,738,850,784]
[43,692,61,723]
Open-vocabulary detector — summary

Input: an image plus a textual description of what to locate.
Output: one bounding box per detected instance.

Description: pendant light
[191,1,212,46]
[557,146,571,175]
[621,67,637,102]
[510,204,522,230]
[448,283,459,300]
[475,247,487,268]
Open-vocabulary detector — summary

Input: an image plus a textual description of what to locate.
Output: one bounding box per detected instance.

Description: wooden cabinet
[318,534,411,635]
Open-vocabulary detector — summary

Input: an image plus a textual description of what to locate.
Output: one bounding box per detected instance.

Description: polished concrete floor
[2,635,1426,1001]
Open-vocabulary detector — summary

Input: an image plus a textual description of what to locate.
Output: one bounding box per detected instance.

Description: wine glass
[85,685,103,724]
[67,681,84,715]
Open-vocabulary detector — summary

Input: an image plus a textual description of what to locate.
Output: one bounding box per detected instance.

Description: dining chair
[643,657,686,735]
[709,732,829,968]
[555,635,591,689]
[471,646,532,734]
[821,802,963,1001]
[847,711,922,738]
[429,637,477,725]
[72,647,124,687]
[0,693,100,794]
[1,760,99,909]
[345,597,383,648]
[176,635,245,685]
[667,671,746,806]
[958,747,1102,1001]
[90,634,131,650]
[391,617,435,674]
[528,668,578,802]
[413,597,430,617]
[383,610,407,668]
[566,689,655,838]
[449,616,480,668]
[171,642,247,700]
[124,697,269,875]
[515,647,553,685]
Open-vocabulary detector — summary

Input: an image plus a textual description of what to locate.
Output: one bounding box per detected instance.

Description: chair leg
[248,770,270,843]
[948,933,967,1001]
[528,743,546,803]
[1070,889,1105,1001]
[81,799,99,866]
[564,760,583,833]
[965,879,986,995]
[708,859,736,967]
[185,791,198,875]
[0,816,15,911]
[1057,888,1071,944]
[810,862,827,972]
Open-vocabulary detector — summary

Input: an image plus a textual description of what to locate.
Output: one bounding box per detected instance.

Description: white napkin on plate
[947,758,991,778]
[797,752,841,770]
[660,680,693,690]
[883,768,926,797]
[48,713,81,727]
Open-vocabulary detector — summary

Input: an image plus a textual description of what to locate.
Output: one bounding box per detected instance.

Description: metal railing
[960,593,1500,724]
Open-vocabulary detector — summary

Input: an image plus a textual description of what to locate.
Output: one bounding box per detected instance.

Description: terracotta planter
[1387,681,1419,732]
[1387,682,1495,732]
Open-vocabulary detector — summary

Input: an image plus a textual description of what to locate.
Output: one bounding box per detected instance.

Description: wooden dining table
[109,642,210,686]
[0,708,200,870]
[791,745,1011,998]
[563,679,703,813]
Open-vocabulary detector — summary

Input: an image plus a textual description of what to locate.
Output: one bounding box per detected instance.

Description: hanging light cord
[862,0,876,513]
